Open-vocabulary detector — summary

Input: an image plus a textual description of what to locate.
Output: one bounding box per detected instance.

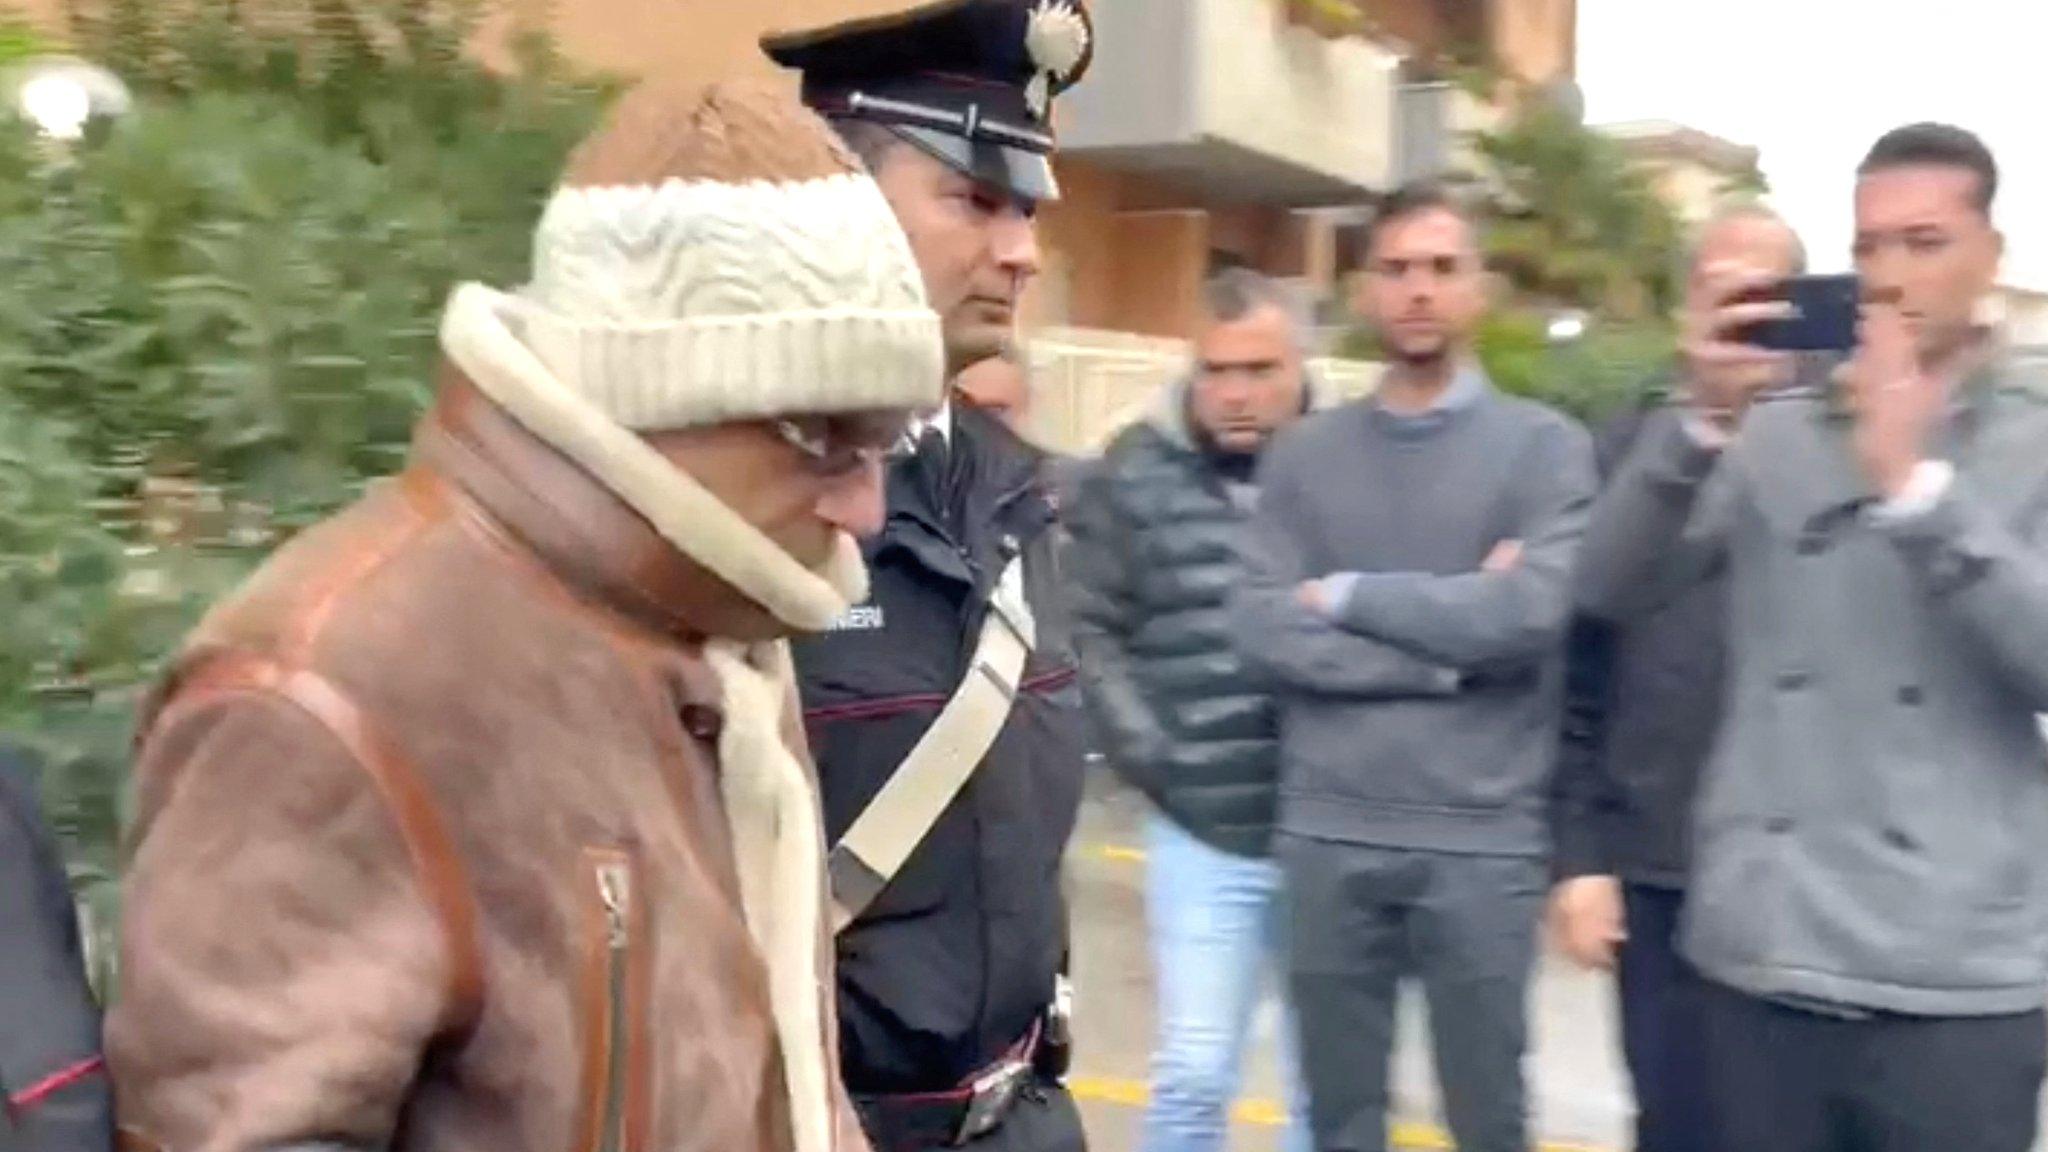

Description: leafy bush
[0,11,40,64]
[0,1,606,955]
[1332,311,1672,425]
[1473,102,1687,322]
[1477,312,1674,422]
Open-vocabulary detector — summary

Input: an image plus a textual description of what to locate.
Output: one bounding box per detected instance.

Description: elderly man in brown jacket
[105,80,943,1152]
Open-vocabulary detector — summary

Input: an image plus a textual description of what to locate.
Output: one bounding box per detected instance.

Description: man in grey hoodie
[1233,183,1595,1152]
[1068,268,1319,1152]
[1579,122,2048,1152]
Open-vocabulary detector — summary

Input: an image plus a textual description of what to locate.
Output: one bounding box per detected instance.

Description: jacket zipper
[595,860,632,1152]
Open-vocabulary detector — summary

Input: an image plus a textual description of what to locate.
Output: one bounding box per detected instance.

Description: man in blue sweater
[1233,182,1595,1152]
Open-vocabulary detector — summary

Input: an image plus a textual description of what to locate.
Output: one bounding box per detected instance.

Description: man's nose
[1857,245,1908,300]
[992,209,1041,281]
[816,459,888,540]
[1217,376,1257,407]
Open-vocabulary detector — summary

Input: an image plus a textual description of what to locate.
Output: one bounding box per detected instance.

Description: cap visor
[892,124,1059,203]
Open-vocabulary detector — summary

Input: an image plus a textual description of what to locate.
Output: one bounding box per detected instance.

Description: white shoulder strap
[829,555,1036,933]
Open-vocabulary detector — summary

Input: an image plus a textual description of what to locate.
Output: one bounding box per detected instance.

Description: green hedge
[0,3,607,984]
[1335,312,1674,424]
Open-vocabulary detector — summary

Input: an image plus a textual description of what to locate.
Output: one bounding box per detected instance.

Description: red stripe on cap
[915,70,1015,91]
[8,1056,106,1113]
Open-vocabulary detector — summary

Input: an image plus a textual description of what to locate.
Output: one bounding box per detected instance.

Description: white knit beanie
[517,80,943,430]
[438,81,943,632]
[435,82,936,1152]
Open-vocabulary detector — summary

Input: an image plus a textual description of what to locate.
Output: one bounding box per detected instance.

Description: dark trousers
[1280,836,1544,1152]
[858,1080,1086,1152]
[1699,976,2046,1152]
[1616,884,1712,1152]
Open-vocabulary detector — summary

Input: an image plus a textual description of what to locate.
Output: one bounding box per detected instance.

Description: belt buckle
[952,1057,1030,1145]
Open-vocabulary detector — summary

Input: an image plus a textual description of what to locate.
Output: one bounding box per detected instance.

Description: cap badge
[1023,1,1089,118]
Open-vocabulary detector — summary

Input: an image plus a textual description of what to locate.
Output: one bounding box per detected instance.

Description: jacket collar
[412,369,770,644]
[878,402,1054,582]
[954,401,1051,499]
[434,282,867,634]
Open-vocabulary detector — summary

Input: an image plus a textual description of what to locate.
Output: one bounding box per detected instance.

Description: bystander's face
[1687,213,1803,315]
[1190,303,1307,454]
[1853,165,2002,366]
[1359,206,1487,368]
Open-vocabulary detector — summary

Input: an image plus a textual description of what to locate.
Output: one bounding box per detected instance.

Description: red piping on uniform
[8,1056,104,1113]
[915,70,1013,91]
[807,690,952,726]
[1029,666,1079,694]
[805,666,1078,727]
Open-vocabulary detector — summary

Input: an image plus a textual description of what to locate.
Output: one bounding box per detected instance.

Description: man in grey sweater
[1579,123,2048,1152]
[1233,182,1595,1152]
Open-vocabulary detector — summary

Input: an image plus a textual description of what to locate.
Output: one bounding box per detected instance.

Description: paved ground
[1065,772,2048,1151]
[1063,771,1635,1152]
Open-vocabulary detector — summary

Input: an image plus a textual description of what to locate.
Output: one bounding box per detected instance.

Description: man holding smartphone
[1548,203,1803,1152]
[1578,123,2048,1152]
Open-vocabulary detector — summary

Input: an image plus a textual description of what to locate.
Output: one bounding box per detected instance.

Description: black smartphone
[1736,274,1861,353]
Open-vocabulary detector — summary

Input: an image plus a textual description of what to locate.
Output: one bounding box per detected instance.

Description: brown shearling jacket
[107,375,867,1152]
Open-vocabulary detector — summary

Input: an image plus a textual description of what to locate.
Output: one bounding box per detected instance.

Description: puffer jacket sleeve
[0,749,113,1152]
[1063,447,1173,804]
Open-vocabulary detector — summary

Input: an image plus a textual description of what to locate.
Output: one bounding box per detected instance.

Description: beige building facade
[1600,118,1764,226]
[17,0,1575,449]
[17,0,1576,343]
[486,0,1576,342]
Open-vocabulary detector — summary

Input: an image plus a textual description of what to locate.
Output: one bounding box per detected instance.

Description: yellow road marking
[1066,1075,1610,1152]
[1072,844,1613,1151]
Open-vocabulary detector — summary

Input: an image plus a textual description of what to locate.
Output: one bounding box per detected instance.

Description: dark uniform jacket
[793,404,1085,1095]
[1550,398,1729,888]
[0,749,113,1152]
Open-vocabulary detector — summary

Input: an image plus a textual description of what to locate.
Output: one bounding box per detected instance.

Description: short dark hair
[1202,267,1309,349]
[1858,123,1998,214]
[827,117,907,175]
[1204,266,1294,323]
[1367,180,1478,256]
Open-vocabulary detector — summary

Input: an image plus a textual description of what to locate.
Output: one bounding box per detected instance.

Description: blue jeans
[1143,815,1312,1152]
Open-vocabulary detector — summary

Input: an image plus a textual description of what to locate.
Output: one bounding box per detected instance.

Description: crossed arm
[1237,419,1596,694]
[1230,422,1594,697]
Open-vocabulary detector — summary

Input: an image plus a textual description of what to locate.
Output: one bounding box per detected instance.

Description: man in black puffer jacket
[1066,268,1319,1152]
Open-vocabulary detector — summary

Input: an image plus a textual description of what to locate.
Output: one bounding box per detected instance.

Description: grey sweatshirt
[1232,374,1596,856]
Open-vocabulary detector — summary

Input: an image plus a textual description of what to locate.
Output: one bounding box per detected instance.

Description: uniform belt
[854,1021,1045,1150]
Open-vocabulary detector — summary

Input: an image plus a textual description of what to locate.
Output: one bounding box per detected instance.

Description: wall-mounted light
[6,55,131,142]
[1546,310,1588,344]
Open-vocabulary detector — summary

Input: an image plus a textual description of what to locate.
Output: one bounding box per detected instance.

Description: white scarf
[440,284,841,1152]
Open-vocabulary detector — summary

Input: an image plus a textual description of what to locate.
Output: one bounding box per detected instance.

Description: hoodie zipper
[595,859,632,1152]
